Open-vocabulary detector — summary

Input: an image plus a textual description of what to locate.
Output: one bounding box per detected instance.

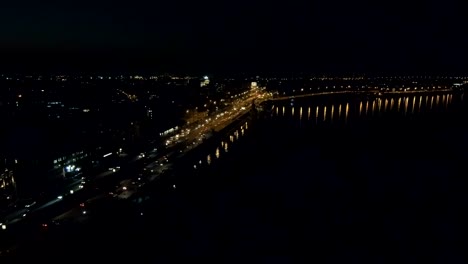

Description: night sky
[1,0,467,74]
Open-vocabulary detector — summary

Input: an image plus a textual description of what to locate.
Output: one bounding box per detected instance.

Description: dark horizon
[1,56,467,78]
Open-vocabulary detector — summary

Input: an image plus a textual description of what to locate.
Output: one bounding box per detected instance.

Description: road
[49,194,108,225]
[1,87,271,253]
[165,88,270,153]
[1,87,349,235]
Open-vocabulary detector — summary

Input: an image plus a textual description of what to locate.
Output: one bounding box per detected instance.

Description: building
[0,167,17,210]
[146,108,153,120]
[51,150,90,178]
[251,81,258,89]
[200,76,210,87]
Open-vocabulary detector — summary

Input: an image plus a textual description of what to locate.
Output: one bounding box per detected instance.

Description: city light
[65,165,75,173]
[1,71,461,253]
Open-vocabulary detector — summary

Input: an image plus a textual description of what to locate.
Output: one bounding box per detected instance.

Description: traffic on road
[0,86,271,253]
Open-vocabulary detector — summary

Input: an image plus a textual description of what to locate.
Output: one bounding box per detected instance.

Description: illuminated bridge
[266,91,464,126]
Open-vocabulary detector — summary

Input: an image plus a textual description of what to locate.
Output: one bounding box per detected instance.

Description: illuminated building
[52,150,89,178]
[201,76,210,87]
[147,108,153,120]
[0,168,17,209]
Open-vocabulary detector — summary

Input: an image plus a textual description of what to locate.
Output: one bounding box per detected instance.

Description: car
[16,199,36,208]
[22,209,30,217]
[24,201,36,208]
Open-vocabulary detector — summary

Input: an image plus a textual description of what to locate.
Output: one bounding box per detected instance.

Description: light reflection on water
[345,103,349,124]
[200,92,460,168]
[418,96,422,112]
[323,106,327,121]
[270,92,458,125]
[331,105,335,123]
[378,98,382,113]
[404,97,409,115]
[204,121,251,166]
[316,106,319,124]
[338,104,342,119]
